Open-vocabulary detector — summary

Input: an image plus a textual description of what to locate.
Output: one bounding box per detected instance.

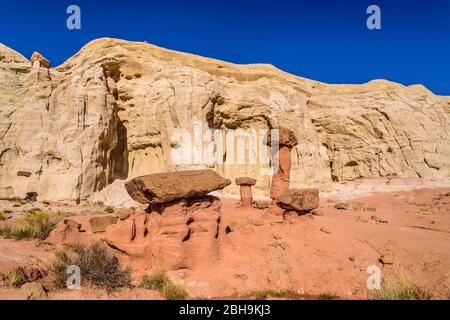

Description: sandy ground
[0,182,449,300]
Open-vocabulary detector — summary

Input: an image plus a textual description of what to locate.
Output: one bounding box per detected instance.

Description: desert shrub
[140,270,170,291]
[254,290,270,300]
[0,225,13,238]
[318,292,339,300]
[162,283,188,300]
[7,266,28,287]
[0,197,22,202]
[104,206,115,214]
[140,270,188,300]
[254,289,290,300]
[0,225,34,240]
[0,211,63,241]
[23,211,62,240]
[0,211,6,221]
[52,241,131,290]
[369,280,432,300]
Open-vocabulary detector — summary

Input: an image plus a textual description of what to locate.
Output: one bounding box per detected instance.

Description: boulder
[89,215,118,233]
[253,199,271,209]
[18,282,47,300]
[276,189,319,212]
[125,170,231,204]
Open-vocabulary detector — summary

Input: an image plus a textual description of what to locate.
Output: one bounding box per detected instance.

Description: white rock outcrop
[0,39,449,203]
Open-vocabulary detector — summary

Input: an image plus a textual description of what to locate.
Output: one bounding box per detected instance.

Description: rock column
[267,127,298,215]
[235,177,257,208]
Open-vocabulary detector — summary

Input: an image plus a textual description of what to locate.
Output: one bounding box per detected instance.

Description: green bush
[52,241,131,290]
[369,280,432,300]
[0,211,62,241]
[140,270,170,291]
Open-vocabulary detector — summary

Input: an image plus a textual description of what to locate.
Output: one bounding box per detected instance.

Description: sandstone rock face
[1,39,449,203]
[0,43,120,202]
[125,170,231,204]
[276,188,319,212]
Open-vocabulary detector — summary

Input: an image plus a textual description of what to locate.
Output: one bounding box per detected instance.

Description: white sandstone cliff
[0,39,449,204]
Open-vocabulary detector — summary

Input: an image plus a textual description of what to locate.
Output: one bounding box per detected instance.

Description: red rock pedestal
[235,177,257,208]
[267,127,298,216]
[240,185,253,207]
[102,196,221,270]
[270,146,292,200]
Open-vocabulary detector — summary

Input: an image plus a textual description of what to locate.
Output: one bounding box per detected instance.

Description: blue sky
[1,0,449,95]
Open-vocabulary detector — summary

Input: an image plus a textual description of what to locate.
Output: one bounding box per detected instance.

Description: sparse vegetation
[0,226,13,238]
[0,211,64,241]
[7,266,27,287]
[0,211,6,221]
[318,292,339,300]
[254,290,270,300]
[369,279,432,300]
[162,283,189,300]
[104,206,115,214]
[0,197,22,202]
[140,270,170,291]
[52,241,131,290]
[140,270,188,300]
[254,289,289,300]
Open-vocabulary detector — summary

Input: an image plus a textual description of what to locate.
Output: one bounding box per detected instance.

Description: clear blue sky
[1,0,449,95]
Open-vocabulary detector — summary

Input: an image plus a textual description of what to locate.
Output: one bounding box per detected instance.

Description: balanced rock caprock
[125,170,231,204]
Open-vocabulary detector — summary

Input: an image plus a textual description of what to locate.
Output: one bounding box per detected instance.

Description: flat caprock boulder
[125,170,231,204]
